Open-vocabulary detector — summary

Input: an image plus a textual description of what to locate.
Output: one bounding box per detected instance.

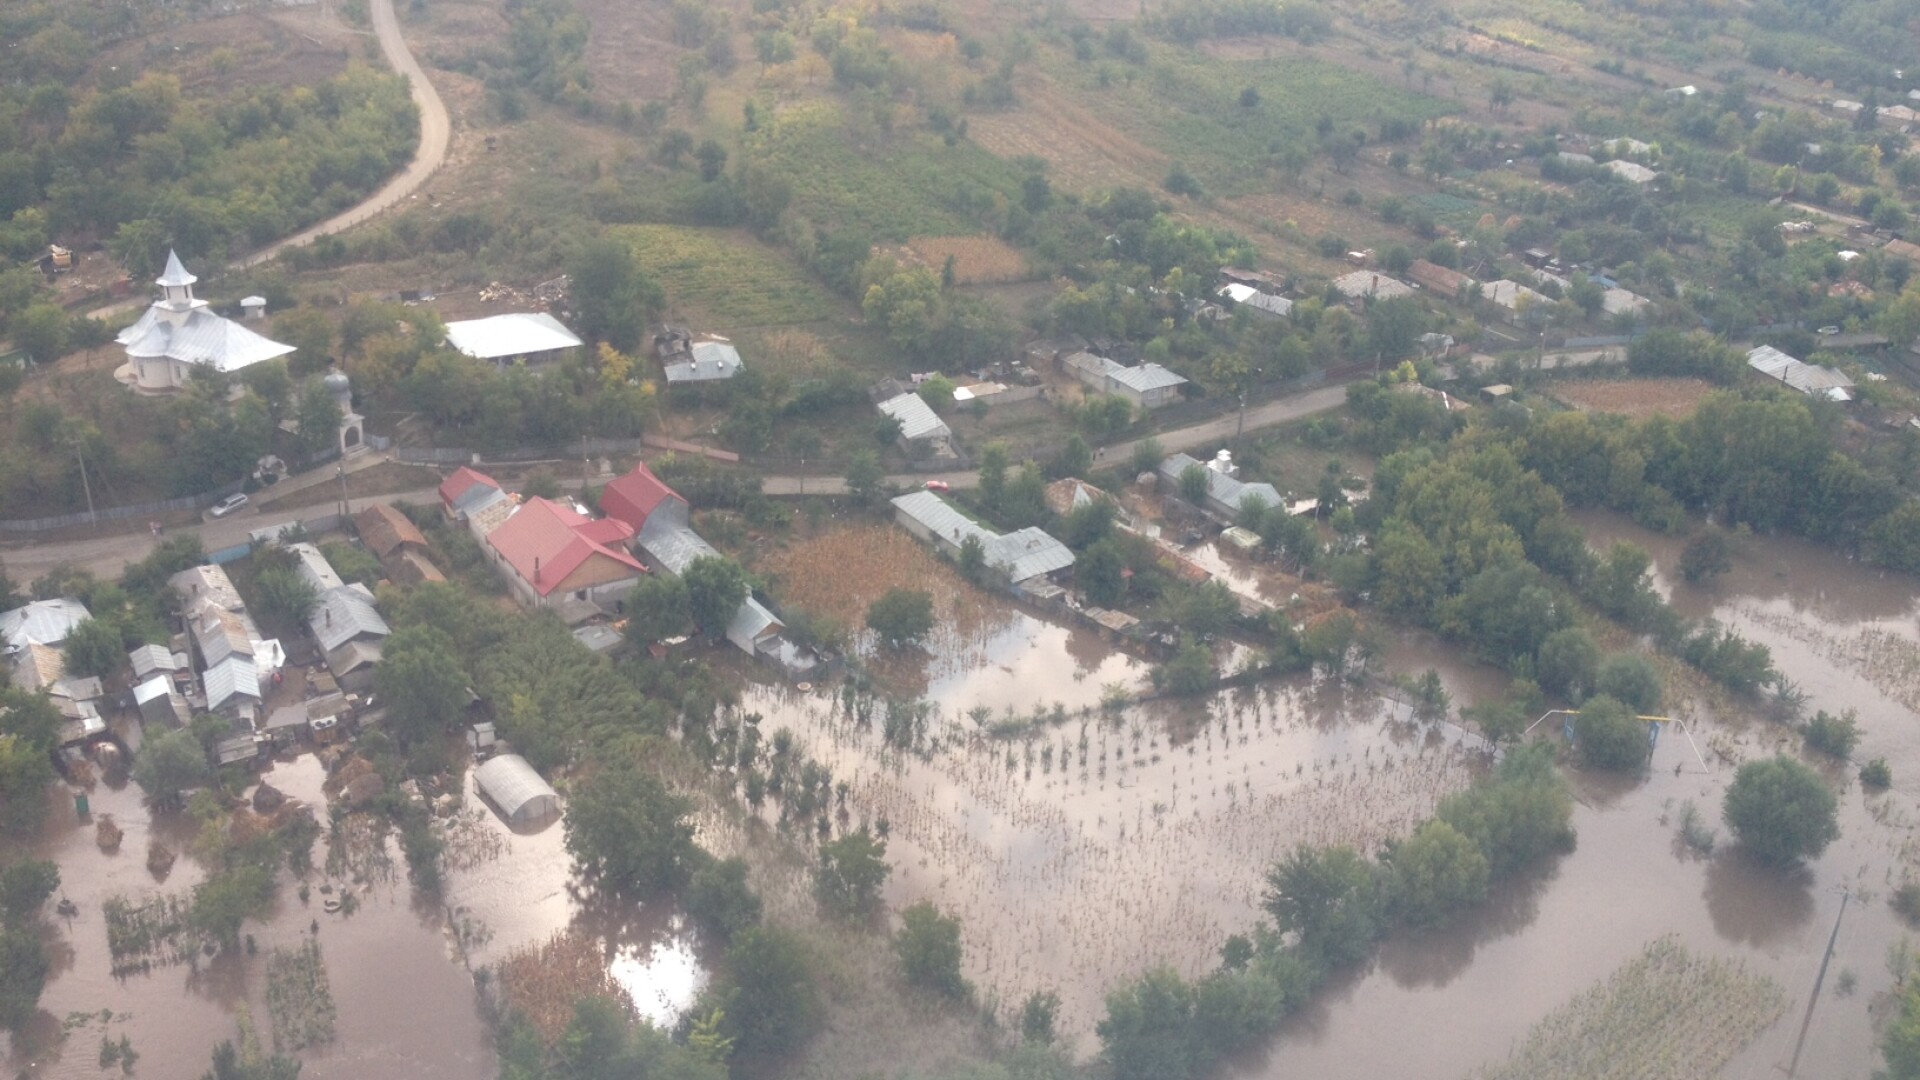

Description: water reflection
[1704,852,1816,948]
[608,925,707,1028]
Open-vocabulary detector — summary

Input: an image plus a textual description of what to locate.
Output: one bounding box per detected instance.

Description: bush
[718,926,820,1058]
[1388,819,1489,928]
[1594,653,1663,713]
[1861,757,1893,790]
[564,764,699,897]
[814,829,888,920]
[866,588,934,649]
[1802,710,1860,760]
[1261,845,1381,967]
[1723,756,1839,866]
[894,902,969,999]
[1679,530,1733,583]
[686,856,762,942]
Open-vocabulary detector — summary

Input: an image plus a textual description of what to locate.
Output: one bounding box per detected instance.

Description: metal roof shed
[475,754,561,827]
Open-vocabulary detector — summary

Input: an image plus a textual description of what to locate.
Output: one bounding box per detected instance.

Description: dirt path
[234,0,451,269]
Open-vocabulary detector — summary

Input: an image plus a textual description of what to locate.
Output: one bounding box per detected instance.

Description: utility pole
[72,432,97,528]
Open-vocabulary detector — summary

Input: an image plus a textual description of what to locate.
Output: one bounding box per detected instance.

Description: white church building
[115,251,295,394]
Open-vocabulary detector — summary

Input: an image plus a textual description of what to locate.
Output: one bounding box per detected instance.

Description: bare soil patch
[1551,378,1716,420]
[884,235,1034,285]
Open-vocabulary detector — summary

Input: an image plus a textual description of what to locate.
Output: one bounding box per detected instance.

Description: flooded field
[4,753,492,1080]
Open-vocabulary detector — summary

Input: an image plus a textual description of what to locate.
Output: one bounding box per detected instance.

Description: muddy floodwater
[4,753,492,1080]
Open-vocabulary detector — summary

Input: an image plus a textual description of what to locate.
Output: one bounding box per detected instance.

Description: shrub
[894,902,968,999]
[1802,710,1860,760]
[1574,694,1649,771]
[1723,756,1839,866]
[1860,758,1893,790]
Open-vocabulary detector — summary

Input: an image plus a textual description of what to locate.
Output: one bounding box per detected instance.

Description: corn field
[497,930,633,1045]
[1472,936,1784,1080]
[266,940,337,1052]
[102,892,199,975]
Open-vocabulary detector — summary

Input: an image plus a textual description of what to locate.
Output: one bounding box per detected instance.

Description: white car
[208,493,251,518]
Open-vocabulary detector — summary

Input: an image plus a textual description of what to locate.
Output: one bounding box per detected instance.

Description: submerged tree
[1723,756,1839,866]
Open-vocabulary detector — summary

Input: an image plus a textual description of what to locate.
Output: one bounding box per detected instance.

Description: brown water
[4,751,492,1080]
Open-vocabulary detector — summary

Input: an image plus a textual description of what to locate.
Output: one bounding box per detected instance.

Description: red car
[924,480,950,492]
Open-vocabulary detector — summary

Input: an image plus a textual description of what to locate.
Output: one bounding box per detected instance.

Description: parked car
[209,493,251,517]
[924,480,950,492]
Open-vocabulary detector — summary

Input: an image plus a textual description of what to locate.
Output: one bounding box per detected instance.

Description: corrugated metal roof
[475,754,560,824]
[54,675,103,702]
[1481,279,1548,311]
[326,638,383,678]
[133,675,174,705]
[117,306,296,373]
[664,338,744,383]
[726,597,784,655]
[984,528,1075,582]
[1217,283,1294,317]
[1332,271,1415,300]
[572,624,623,653]
[878,392,951,442]
[1,597,91,650]
[601,462,684,533]
[439,466,500,508]
[289,543,345,594]
[1064,351,1189,393]
[1604,159,1658,184]
[1159,453,1280,516]
[638,521,720,577]
[204,656,261,711]
[310,584,390,653]
[170,565,245,612]
[156,250,197,288]
[444,313,583,361]
[1746,345,1854,401]
[128,643,185,680]
[891,490,997,549]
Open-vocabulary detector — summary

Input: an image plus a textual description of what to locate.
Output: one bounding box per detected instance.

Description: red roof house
[484,497,646,608]
[439,466,503,518]
[598,462,686,534]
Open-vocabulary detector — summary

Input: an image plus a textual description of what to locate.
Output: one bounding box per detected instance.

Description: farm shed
[877,392,954,455]
[1216,283,1294,321]
[475,754,561,826]
[443,313,583,368]
[1746,345,1854,402]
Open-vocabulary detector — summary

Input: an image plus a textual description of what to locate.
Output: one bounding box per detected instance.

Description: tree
[683,556,749,640]
[291,381,343,460]
[189,865,273,948]
[200,1040,303,1080]
[1079,540,1126,606]
[1056,434,1093,479]
[814,828,888,920]
[570,237,662,352]
[686,856,762,942]
[253,566,318,627]
[1388,819,1489,928]
[1574,694,1648,771]
[625,574,691,645]
[1180,581,1238,639]
[1595,652,1662,713]
[62,615,127,679]
[895,901,969,999]
[695,139,728,181]
[719,927,820,1059]
[1885,976,1920,1080]
[0,861,58,924]
[844,450,887,508]
[867,588,934,649]
[375,626,468,748]
[956,533,988,584]
[1098,967,1196,1080]
[1238,86,1260,108]
[1178,464,1210,506]
[1262,845,1381,967]
[13,303,69,363]
[1160,635,1216,696]
[1536,627,1600,702]
[1723,756,1839,865]
[272,307,336,376]
[1679,529,1733,584]
[978,443,1009,512]
[1130,437,1165,478]
[566,763,699,896]
[1021,990,1061,1044]
[0,925,49,1029]
[132,727,211,808]
[0,689,60,831]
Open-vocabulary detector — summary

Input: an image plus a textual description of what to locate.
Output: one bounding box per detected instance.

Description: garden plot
[739,677,1485,1046]
[1551,378,1716,420]
[1470,936,1783,1080]
[266,939,338,1052]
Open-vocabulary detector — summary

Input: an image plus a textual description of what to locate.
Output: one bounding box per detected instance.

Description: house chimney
[534,556,542,583]
[325,609,332,627]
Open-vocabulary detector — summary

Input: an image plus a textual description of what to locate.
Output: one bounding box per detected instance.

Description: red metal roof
[485,498,645,597]
[599,462,684,532]
[439,466,500,508]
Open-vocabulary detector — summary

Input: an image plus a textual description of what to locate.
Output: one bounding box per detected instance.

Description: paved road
[235,0,450,269]
[2,382,1355,581]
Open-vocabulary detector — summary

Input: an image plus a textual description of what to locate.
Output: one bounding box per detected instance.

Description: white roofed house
[1216,283,1294,322]
[170,564,272,721]
[1158,451,1283,524]
[660,334,744,385]
[115,252,296,395]
[1331,271,1416,304]
[877,392,955,458]
[2,597,91,654]
[889,490,1076,586]
[1603,159,1659,185]
[294,539,390,691]
[1062,351,1189,410]
[443,313,584,369]
[1481,279,1552,325]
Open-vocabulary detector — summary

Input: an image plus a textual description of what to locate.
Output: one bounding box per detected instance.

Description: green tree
[694,139,728,181]
[0,925,50,1029]
[0,861,58,923]
[894,901,969,999]
[1389,819,1488,927]
[1178,464,1210,505]
[1536,627,1600,702]
[1180,581,1238,639]
[0,689,61,831]
[253,566,317,627]
[13,303,69,363]
[189,865,273,949]
[1021,990,1061,1044]
[1056,434,1093,479]
[1262,845,1381,967]
[978,442,1010,513]
[1574,693,1649,771]
[1098,967,1196,1080]
[1078,540,1127,607]
[683,556,748,639]
[814,828,889,920]
[625,574,691,645]
[62,615,126,679]
[1679,529,1734,584]
[132,727,211,808]
[1160,635,1216,696]
[1723,756,1839,865]
[844,449,887,509]
[374,626,468,748]
[272,307,336,376]
[1595,652,1662,713]
[1130,436,1165,477]
[291,380,343,460]
[956,533,988,584]
[686,855,762,942]
[718,927,820,1059]
[570,237,663,352]
[565,763,698,896]
[1436,742,1575,875]
[199,1039,303,1080]
[867,588,934,649]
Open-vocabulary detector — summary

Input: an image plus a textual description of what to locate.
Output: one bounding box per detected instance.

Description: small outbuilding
[474,753,561,827]
[443,313,583,369]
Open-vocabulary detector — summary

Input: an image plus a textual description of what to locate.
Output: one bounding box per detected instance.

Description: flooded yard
[4,753,492,1080]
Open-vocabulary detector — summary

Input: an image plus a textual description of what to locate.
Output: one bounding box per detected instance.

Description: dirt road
[1,383,1355,581]
[234,0,451,269]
